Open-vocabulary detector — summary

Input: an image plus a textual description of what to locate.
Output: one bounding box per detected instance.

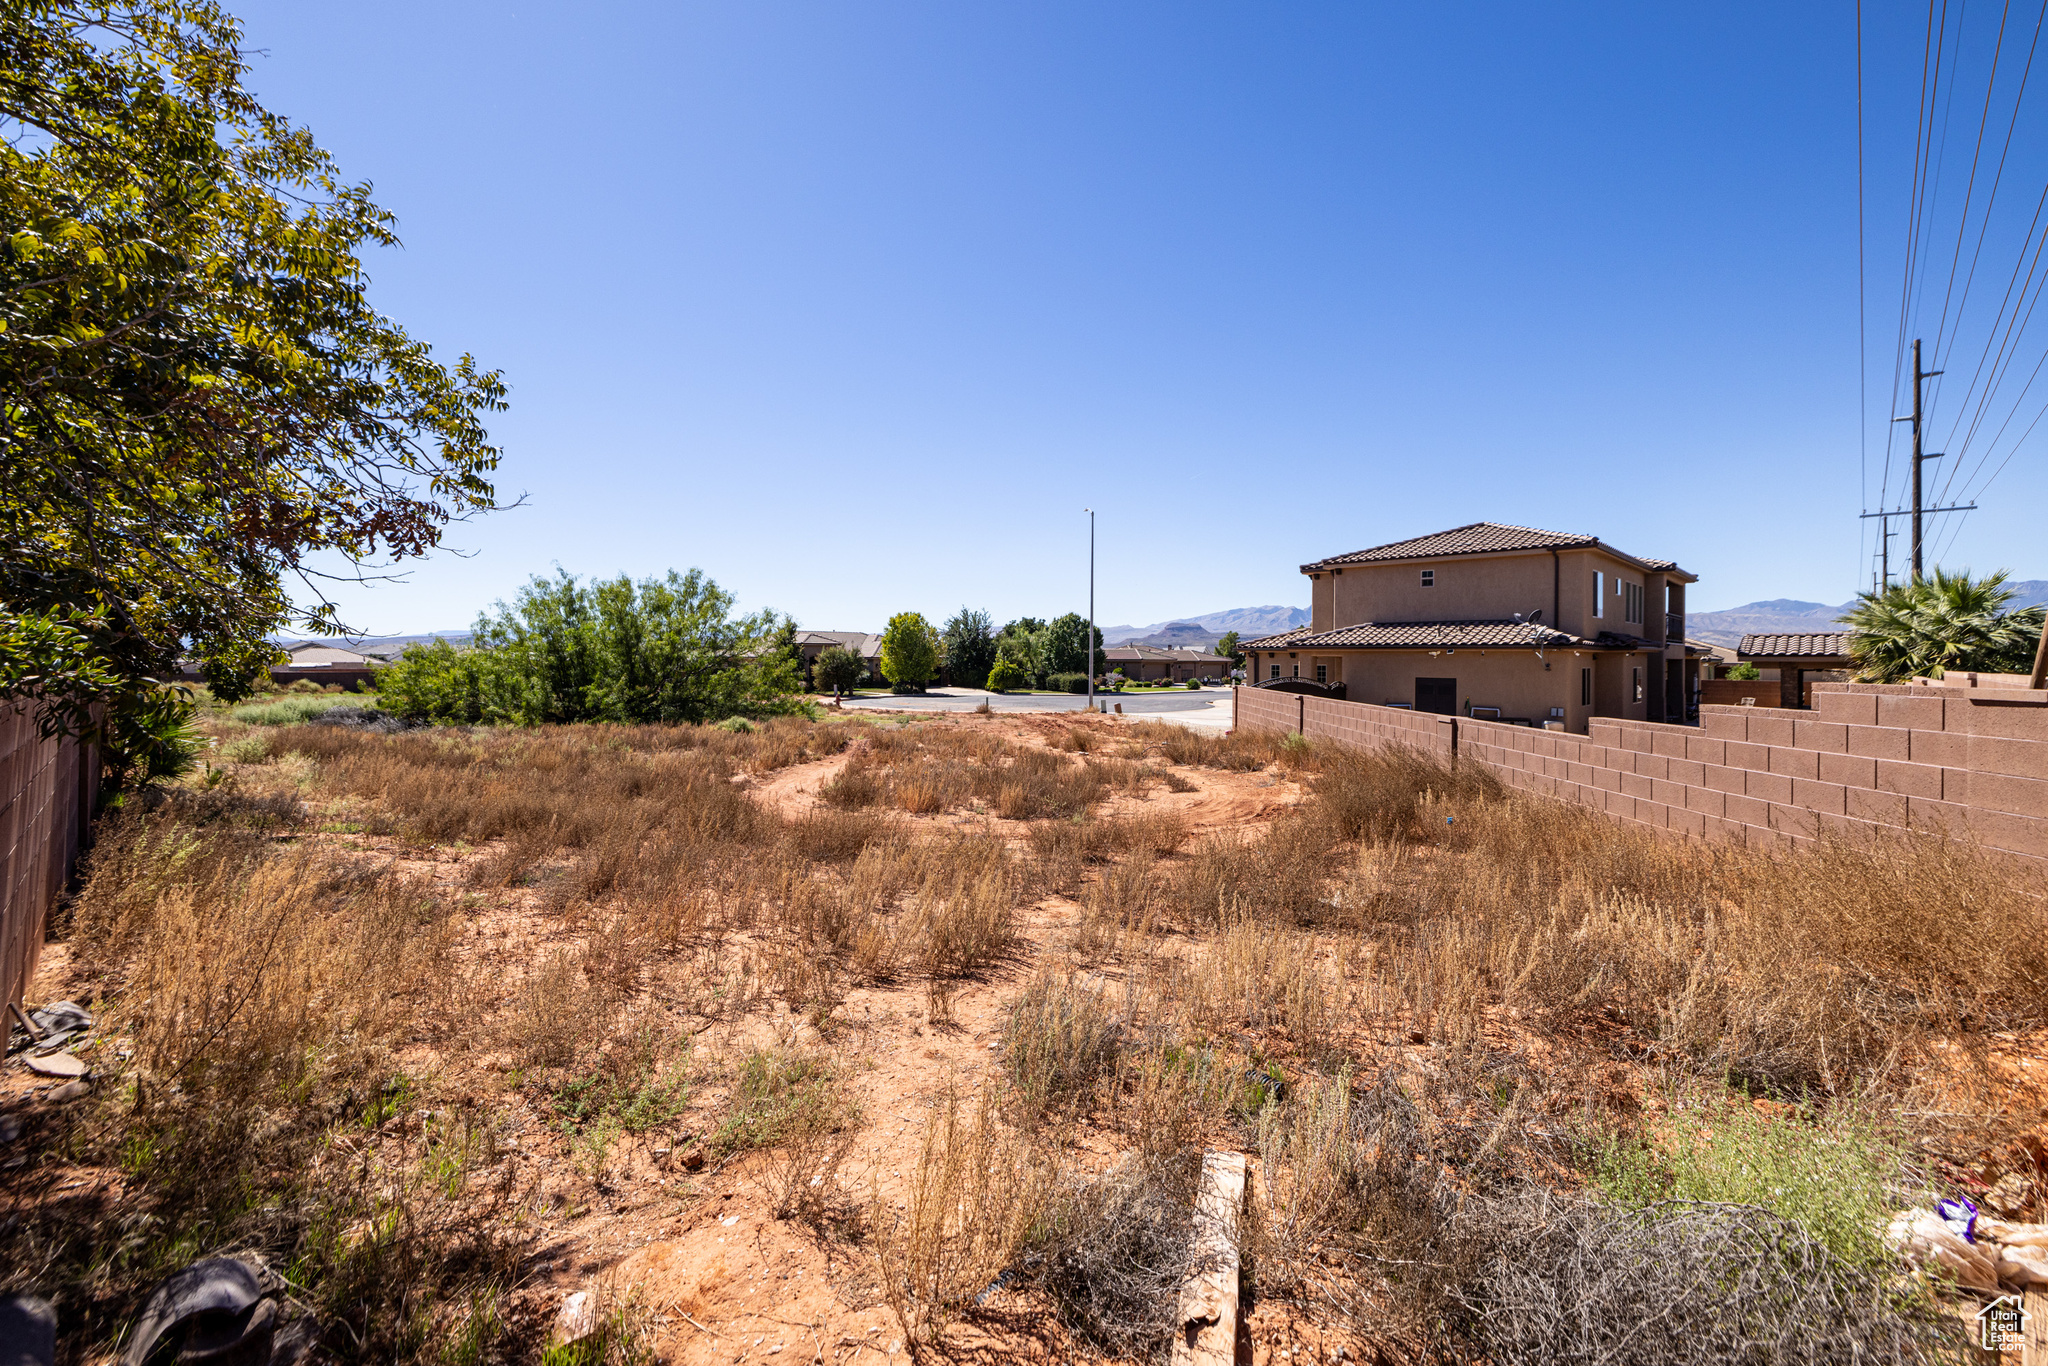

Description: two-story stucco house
[1240,522,1703,732]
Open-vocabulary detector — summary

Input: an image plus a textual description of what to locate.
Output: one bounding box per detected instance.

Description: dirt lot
[7,708,2048,1363]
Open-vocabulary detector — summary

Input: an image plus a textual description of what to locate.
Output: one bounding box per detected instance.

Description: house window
[1632,666,1643,703]
[1581,668,1592,706]
[1420,569,1434,587]
[1623,581,1643,625]
[1292,664,1300,678]
[1270,663,1280,680]
[1315,664,1327,684]
[1593,572,1604,618]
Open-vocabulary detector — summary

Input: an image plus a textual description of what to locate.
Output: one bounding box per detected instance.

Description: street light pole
[1084,508,1095,714]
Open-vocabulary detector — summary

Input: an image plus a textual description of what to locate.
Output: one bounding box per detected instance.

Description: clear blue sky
[235,1,2047,631]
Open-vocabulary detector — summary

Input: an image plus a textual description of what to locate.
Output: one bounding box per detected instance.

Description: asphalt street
[831,686,1235,729]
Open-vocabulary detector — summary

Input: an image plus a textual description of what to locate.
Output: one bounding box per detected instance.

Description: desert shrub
[1029,1157,1205,1362]
[1047,672,1089,694]
[1166,816,1336,928]
[551,1028,692,1170]
[710,1048,855,1158]
[1584,1092,1909,1268]
[230,694,365,726]
[1003,972,1126,1124]
[714,716,754,733]
[1248,1070,1468,1330]
[784,807,892,863]
[1450,1195,1967,1366]
[220,733,271,764]
[1310,743,1502,842]
[913,835,1016,976]
[35,795,520,1354]
[874,1084,1051,1349]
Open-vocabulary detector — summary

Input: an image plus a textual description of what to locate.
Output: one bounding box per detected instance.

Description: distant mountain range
[1687,581,2048,648]
[280,631,473,656]
[1098,606,1310,648]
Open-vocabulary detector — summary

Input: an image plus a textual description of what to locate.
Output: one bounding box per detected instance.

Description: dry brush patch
[22,712,2048,1363]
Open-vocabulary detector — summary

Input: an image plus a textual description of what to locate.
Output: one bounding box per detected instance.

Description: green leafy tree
[1841,568,2046,683]
[1215,630,1243,671]
[985,658,1026,693]
[1044,613,1105,678]
[879,612,940,693]
[1724,661,1760,681]
[940,607,997,690]
[814,645,867,699]
[378,570,803,725]
[996,618,1047,687]
[0,1,505,773]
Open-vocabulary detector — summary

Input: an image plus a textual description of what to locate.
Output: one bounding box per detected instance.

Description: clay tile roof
[1738,632,1854,660]
[1239,626,1319,650]
[1251,620,1593,651]
[1305,522,1598,569]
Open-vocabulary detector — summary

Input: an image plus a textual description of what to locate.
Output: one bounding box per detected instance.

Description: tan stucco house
[793,631,884,686]
[1103,645,1231,683]
[1241,522,1703,732]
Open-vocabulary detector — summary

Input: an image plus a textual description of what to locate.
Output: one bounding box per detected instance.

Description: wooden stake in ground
[1172,1151,1247,1366]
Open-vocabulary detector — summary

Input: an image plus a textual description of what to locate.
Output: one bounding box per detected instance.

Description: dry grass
[27,707,2048,1362]
[873,1082,1052,1349]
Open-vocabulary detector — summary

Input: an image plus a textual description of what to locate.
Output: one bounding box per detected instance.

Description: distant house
[1240,521,1705,732]
[792,631,884,686]
[1103,645,1231,683]
[174,642,385,691]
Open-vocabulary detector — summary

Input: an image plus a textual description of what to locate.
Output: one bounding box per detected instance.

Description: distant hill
[1100,606,1308,647]
[280,631,473,657]
[1688,581,2048,648]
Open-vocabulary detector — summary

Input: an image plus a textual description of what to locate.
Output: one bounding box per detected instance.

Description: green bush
[986,659,1027,693]
[1584,1091,1909,1268]
[229,694,373,726]
[1184,680,1200,689]
[378,570,805,725]
[1047,672,1089,694]
[715,716,754,733]
[221,735,271,764]
[1725,662,1760,681]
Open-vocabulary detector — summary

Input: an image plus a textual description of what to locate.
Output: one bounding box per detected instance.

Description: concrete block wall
[1230,682,2048,865]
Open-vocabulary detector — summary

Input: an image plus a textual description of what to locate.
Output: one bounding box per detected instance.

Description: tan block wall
[1231,682,2048,866]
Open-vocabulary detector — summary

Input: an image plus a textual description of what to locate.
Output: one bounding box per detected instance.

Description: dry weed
[873,1082,1051,1348]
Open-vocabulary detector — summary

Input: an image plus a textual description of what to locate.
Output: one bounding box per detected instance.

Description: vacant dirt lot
[7,709,2047,1364]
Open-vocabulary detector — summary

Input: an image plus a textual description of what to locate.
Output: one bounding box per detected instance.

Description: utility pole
[1901,338,1944,579]
[1084,508,1095,715]
[1867,339,1972,585]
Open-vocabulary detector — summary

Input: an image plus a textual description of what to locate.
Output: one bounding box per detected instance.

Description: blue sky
[238,1,2048,631]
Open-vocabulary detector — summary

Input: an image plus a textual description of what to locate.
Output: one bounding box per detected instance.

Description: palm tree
[1840,568,2046,683]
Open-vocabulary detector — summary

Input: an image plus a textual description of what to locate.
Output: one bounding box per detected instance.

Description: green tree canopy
[879,612,940,692]
[814,645,867,699]
[1,1,507,744]
[995,618,1046,686]
[1215,630,1242,669]
[1044,612,1105,677]
[377,570,803,725]
[940,607,996,690]
[984,658,1026,693]
[1841,568,2047,683]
